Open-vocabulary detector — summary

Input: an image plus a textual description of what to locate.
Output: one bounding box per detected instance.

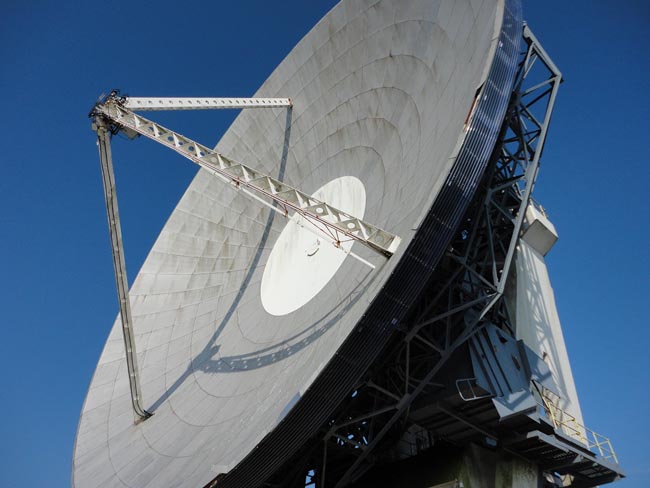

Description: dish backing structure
[75,1,624,487]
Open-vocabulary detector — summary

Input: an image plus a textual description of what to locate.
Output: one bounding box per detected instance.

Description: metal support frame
[93,93,400,262]
[261,25,564,487]
[93,118,152,421]
[90,93,300,421]
[91,90,402,420]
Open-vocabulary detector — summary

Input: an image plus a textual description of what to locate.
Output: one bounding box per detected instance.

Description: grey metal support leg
[94,118,152,422]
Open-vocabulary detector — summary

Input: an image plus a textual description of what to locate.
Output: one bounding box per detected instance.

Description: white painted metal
[521,203,558,256]
[261,176,367,316]
[123,96,292,111]
[73,2,505,487]
[515,239,585,427]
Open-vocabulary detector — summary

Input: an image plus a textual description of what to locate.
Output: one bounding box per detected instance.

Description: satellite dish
[73,0,522,487]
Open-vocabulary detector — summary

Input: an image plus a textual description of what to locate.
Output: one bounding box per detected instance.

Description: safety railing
[533,382,618,464]
[456,378,493,402]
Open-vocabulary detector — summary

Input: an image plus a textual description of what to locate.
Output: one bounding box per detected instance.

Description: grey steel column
[94,118,152,421]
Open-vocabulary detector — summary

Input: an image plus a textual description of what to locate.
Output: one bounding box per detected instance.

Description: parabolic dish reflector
[73,0,522,486]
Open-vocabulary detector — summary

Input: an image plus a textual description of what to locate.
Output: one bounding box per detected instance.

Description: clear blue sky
[1,1,647,486]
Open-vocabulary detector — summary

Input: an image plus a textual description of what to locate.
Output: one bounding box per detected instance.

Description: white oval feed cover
[261,176,366,316]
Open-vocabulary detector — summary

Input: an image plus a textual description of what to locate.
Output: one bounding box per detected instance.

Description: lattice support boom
[92,96,401,259]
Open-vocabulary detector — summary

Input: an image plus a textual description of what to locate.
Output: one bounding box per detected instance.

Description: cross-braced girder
[262,25,564,488]
[92,93,401,261]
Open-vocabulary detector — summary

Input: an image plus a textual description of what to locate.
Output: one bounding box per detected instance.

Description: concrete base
[494,452,539,488]
[351,441,540,488]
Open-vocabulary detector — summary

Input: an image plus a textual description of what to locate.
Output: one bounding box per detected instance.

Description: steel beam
[123,96,292,111]
[93,119,151,421]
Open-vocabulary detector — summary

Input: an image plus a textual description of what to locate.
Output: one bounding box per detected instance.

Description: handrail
[533,382,618,463]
